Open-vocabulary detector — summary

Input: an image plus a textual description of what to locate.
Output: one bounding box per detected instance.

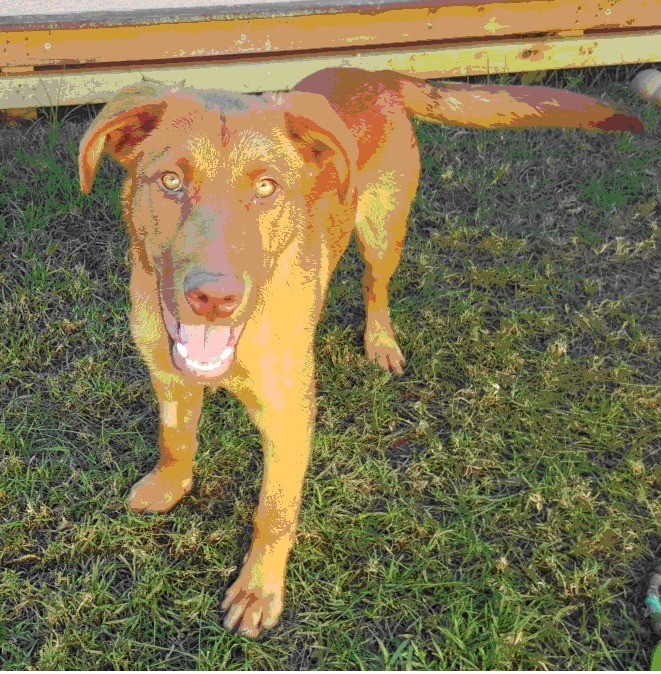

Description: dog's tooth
[176,342,188,359]
[182,355,228,373]
[220,347,233,360]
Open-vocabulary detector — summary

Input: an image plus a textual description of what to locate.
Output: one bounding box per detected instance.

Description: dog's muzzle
[159,271,252,381]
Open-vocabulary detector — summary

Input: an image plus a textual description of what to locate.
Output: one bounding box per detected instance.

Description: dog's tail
[397,75,643,133]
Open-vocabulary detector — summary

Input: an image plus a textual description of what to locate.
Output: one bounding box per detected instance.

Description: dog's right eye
[254,178,277,199]
[160,172,183,192]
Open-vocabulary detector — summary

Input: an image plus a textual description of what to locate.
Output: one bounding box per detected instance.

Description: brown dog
[79,67,641,637]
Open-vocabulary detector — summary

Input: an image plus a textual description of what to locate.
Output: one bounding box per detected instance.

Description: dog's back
[296,66,643,139]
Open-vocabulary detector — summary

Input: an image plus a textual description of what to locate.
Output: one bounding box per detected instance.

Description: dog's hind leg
[355,163,418,375]
[127,380,203,513]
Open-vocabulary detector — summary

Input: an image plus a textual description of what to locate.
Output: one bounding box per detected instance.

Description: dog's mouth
[171,321,245,380]
[160,296,245,381]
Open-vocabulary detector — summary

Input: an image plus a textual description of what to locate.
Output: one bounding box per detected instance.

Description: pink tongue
[179,324,231,362]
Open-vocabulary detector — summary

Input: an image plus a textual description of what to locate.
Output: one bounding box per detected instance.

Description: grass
[0,66,659,670]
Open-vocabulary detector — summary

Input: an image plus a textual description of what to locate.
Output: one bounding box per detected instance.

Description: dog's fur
[79,67,642,637]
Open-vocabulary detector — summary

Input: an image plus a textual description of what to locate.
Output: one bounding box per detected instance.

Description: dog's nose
[183,271,244,320]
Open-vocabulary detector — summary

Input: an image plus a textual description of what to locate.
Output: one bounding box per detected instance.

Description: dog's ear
[79,83,169,193]
[271,92,358,204]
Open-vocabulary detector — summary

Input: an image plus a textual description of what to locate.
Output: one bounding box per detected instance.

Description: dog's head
[79,83,357,381]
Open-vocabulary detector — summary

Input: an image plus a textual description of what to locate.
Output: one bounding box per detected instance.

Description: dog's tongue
[179,323,231,362]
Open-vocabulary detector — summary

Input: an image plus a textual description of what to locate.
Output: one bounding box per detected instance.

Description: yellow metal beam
[1,30,658,110]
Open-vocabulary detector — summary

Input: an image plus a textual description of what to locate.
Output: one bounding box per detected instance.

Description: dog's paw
[127,465,193,513]
[221,550,285,638]
[365,333,406,375]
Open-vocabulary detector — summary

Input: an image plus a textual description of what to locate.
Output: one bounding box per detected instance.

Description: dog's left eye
[160,172,183,192]
[254,178,277,199]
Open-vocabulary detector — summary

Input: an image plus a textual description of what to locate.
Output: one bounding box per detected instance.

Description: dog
[78,67,642,637]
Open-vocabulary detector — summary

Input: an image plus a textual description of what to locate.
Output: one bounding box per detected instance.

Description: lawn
[0,66,659,670]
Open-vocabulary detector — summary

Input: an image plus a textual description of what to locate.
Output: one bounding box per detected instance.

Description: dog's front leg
[128,379,204,513]
[222,375,315,637]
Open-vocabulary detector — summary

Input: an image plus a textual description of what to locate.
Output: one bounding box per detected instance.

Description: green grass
[0,67,659,669]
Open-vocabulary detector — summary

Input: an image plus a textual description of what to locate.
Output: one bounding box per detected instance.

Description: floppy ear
[78,83,169,194]
[402,78,644,132]
[271,91,358,204]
